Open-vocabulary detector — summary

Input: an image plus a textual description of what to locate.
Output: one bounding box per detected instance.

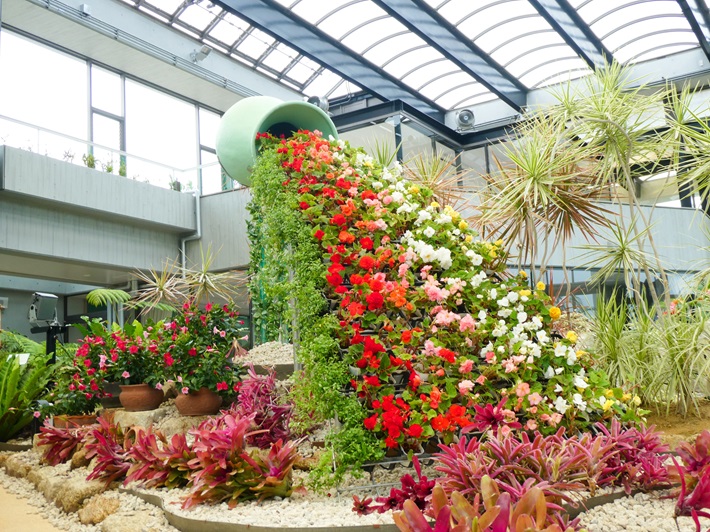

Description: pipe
[180,191,202,275]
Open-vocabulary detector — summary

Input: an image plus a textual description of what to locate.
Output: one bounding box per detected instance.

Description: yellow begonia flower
[621,393,632,402]
[430,201,440,208]
[566,331,578,344]
[632,395,641,406]
[410,185,420,194]
[494,239,504,247]
[549,306,561,320]
[519,290,531,297]
[603,399,615,412]
[536,281,546,291]
[458,220,468,230]
[490,251,497,258]
[464,235,473,243]
[604,389,615,398]
[518,270,528,278]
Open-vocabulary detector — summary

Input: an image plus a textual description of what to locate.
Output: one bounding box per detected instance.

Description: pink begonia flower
[398,263,409,278]
[465,337,473,347]
[526,419,538,431]
[434,310,459,326]
[458,380,474,394]
[459,314,476,332]
[122,371,130,379]
[528,392,543,405]
[155,383,163,390]
[424,340,439,357]
[459,359,473,374]
[528,406,538,414]
[476,375,486,385]
[502,359,517,373]
[435,368,445,377]
[181,387,189,394]
[515,382,530,397]
[382,195,393,205]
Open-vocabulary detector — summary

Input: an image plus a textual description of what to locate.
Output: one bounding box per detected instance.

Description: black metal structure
[677,0,710,62]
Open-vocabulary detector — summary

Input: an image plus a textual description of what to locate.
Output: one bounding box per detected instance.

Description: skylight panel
[176,3,222,32]
[207,13,250,46]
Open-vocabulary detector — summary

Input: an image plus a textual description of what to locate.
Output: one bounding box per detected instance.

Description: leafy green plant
[82,153,96,169]
[0,332,54,441]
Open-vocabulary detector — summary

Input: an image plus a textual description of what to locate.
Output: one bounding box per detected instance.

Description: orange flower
[339,231,355,244]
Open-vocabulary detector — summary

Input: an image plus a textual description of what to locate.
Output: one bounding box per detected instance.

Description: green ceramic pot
[216,96,338,187]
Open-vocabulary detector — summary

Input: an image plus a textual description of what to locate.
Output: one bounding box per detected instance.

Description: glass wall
[0,30,221,194]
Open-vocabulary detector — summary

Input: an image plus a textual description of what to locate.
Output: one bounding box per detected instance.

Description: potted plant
[162,301,244,415]
[48,364,102,427]
[74,318,165,412]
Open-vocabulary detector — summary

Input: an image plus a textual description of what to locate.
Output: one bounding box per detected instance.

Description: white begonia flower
[536,330,549,344]
[530,344,542,358]
[527,356,534,364]
[574,375,589,389]
[497,309,513,318]
[435,247,453,269]
[436,213,452,225]
[554,343,568,358]
[403,230,413,240]
[490,288,498,299]
[415,211,432,227]
[478,310,488,321]
[531,316,543,329]
[573,393,587,411]
[598,396,608,407]
[517,311,528,323]
[391,191,404,203]
[544,366,555,379]
[452,228,461,236]
[423,226,436,238]
[498,297,510,307]
[519,345,528,355]
[507,291,519,303]
[492,322,508,337]
[520,296,529,302]
[466,250,483,266]
[372,181,383,189]
[554,396,570,414]
[497,345,505,353]
[566,349,578,365]
[554,384,564,393]
[555,367,564,375]
[394,180,406,192]
[397,202,415,214]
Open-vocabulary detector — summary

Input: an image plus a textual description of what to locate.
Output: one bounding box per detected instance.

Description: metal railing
[0,114,237,195]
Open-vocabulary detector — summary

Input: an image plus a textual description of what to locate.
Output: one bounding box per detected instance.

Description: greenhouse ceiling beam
[373,0,527,111]
[528,0,612,70]
[214,0,445,120]
[676,0,710,63]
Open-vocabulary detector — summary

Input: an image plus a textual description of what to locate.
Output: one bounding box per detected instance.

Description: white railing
[0,114,238,195]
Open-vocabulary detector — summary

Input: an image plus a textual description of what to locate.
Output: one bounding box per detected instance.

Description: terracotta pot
[100,382,122,409]
[175,387,223,416]
[53,414,97,428]
[119,383,164,412]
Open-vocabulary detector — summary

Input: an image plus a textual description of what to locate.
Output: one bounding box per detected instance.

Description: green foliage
[82,153,96,169]
[0,331,54,441]
[86,288,131,307]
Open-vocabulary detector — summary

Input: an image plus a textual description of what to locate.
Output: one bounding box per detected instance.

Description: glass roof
[121,0,710,123]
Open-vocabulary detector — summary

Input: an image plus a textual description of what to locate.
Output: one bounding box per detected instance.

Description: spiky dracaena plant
[125,427,193,489]
[85,417,131,487]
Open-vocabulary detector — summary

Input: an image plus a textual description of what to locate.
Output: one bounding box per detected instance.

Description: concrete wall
[186,188,252,270]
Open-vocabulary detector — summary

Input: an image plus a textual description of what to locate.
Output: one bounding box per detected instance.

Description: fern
[86,288,131,308]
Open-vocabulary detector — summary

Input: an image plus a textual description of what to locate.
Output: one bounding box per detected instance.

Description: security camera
[190,45,212,63]
[456,109,475,130]
[28,292,58,324]
[306,95,329,113]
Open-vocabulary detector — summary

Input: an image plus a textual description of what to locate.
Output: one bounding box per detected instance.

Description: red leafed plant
[181,412,299,509]
[235,365,293,449]
[392,477,578,532]
[669,430,710,532]
[84,416,131,487]
[37,419,95,466]
[352,456,435,515]
[124,428,193,489]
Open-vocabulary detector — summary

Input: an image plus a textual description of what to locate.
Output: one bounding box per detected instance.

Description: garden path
[0,483,61,531]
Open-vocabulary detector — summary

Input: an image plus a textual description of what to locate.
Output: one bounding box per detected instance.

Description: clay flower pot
[175,387,223,416]
[53,414,97,428]
[118,383,164,412]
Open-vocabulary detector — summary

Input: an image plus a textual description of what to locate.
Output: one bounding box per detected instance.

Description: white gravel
[578,490,701,532]
[240,342,295,366]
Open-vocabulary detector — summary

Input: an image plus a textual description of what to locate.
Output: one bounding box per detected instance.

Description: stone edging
[0,442,33,452]
[121,487,399,532]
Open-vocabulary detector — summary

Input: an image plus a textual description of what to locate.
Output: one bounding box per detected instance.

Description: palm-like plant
[401,153,474,210]
[474,113,611,287]
[183,244,248,304]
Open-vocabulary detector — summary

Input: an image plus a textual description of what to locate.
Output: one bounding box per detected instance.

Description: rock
[113,406,171,430]
[4,453,33,478]
[31,467,65,502]
[55,476,107,513]
[32,433,43,449]
[70,443,91,469]
[293,452,323,471]
[0,453,8,467]
[100,513,164,532]
[79,493,120,524]
[156,415,208,438]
